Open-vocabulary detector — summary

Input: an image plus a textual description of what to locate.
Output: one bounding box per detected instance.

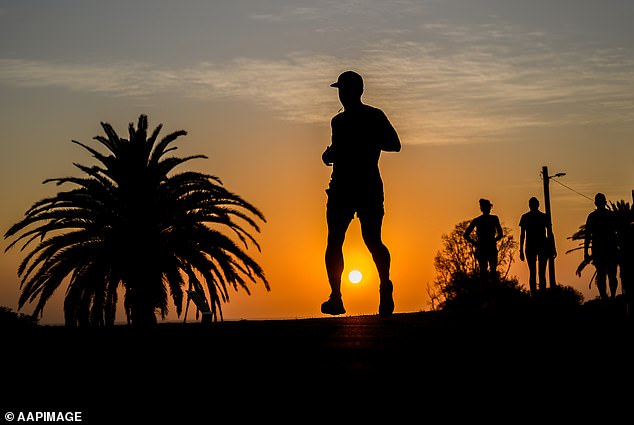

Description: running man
[321,71,401,317]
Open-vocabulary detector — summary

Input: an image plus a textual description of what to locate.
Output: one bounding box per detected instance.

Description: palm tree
[4,114,269,326]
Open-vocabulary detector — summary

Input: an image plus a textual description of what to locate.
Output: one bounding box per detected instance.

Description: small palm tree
[4,115,269,326]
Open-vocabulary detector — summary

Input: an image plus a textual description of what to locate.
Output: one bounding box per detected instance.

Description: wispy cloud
[249,6,319,22]
[0,59,184,96]
[1,21,632,145]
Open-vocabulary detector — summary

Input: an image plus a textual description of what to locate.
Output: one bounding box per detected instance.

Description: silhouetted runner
[321,70,401,317]
[584,192,619,300]
[519,197,555,296]
[464,198,503,288]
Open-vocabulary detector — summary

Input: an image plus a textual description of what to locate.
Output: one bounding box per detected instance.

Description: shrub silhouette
[429,220,583,313]
[0,306,39,328]
[429,220,521,310]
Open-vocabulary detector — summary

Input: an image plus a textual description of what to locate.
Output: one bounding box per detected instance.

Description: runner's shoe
[321,296,346,315]
[379,280,394,317]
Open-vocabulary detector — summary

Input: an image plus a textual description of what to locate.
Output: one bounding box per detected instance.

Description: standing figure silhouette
[321,70,401,317]
[464,198,503,289]
[584,192,619,300]
[519,197,555,296]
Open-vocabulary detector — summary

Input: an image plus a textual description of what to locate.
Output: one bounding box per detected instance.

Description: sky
[1,0,633,324]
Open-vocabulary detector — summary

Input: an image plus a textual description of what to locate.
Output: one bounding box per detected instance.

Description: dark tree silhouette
[4,115,269,326]
[428,220,522,311]
[430,220,583,312]
[0,306,39,328]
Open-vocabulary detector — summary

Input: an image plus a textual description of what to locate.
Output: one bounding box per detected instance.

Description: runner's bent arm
[378,110,401,152]
[322,117,339,166]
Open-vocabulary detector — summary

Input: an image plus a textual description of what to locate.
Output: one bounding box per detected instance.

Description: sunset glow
[1,1,632,324]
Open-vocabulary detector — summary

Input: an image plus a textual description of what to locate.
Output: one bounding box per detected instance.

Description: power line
[550,177,594,202]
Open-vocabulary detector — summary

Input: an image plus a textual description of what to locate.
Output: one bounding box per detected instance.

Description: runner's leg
[360,214,391,283]
[325,206,353,298]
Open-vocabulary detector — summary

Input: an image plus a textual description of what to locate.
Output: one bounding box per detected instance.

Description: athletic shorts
[326,187,385,223]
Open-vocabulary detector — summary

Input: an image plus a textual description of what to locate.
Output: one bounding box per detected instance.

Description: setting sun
[348,270,363,284]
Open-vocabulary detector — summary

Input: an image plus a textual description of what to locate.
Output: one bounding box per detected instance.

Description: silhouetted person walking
[584,193,619,300]
[464,198,503,289]
[519,197,555,296]
[321,70,401,317]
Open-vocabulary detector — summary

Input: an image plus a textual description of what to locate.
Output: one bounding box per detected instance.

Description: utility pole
[542,166,565,289]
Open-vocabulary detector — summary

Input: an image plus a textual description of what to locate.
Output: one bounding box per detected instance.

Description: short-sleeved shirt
[325,104,400,220]
[465,214,502,255]
[519,210,550,255]
[585,208,618,257]
[327,104,399,198]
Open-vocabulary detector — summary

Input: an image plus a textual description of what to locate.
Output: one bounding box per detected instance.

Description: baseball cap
[330,70,363,92]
